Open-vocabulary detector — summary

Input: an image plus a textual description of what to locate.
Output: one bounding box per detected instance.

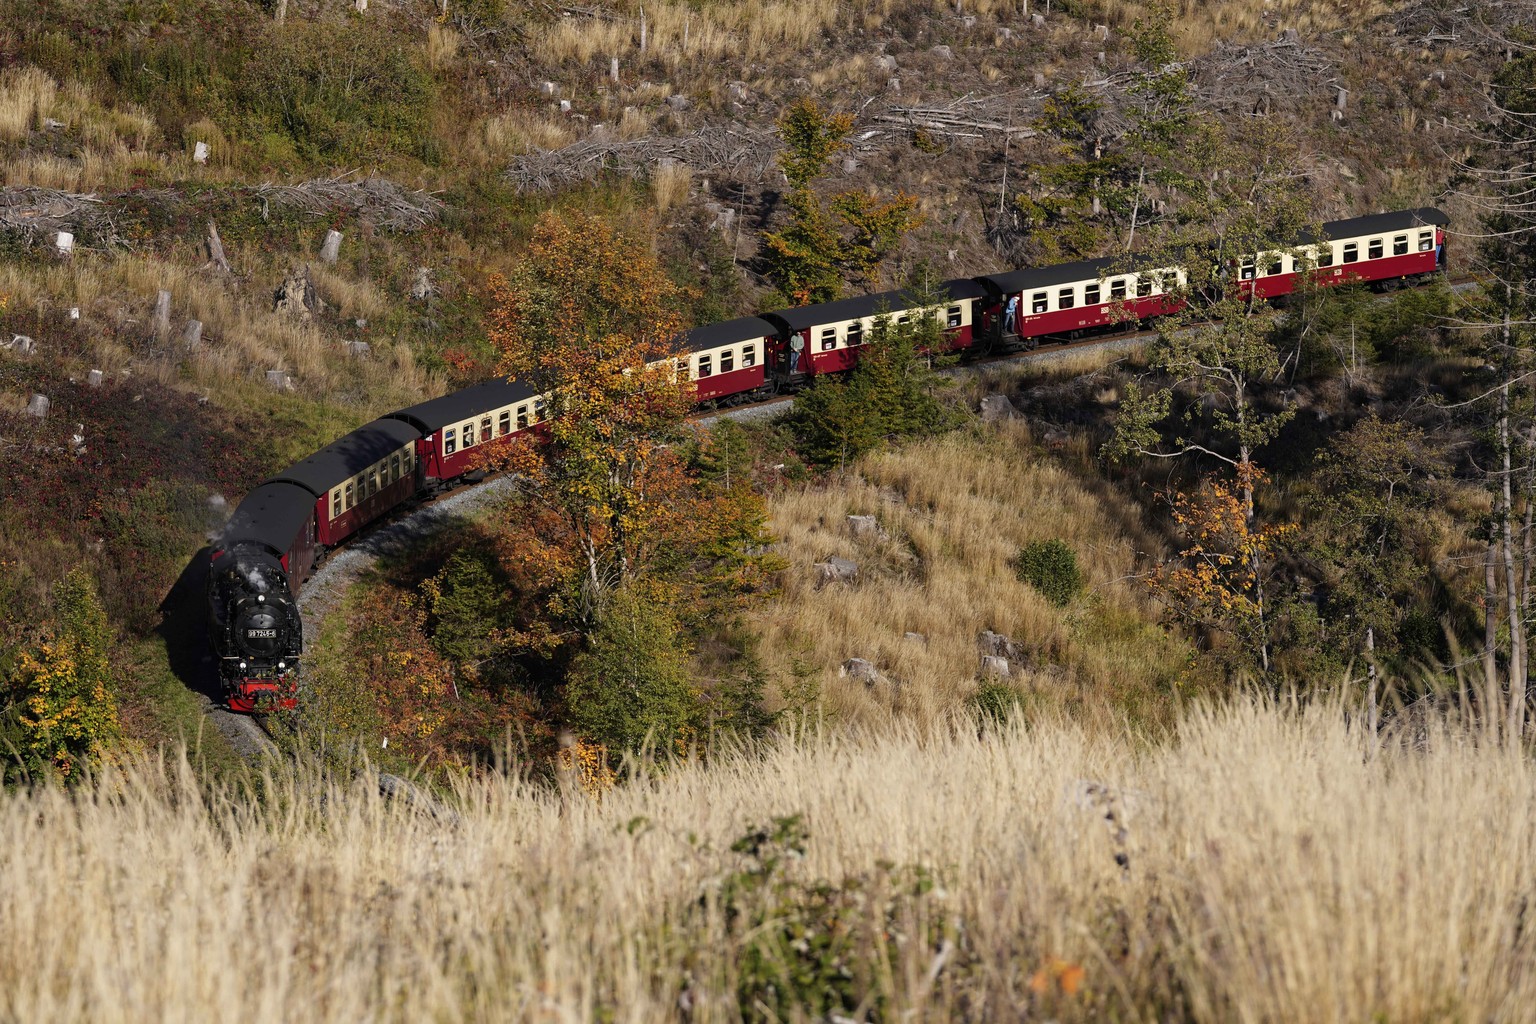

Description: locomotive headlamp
[278,662,286,671]
[257,594,265,603]
[239,661,247,671]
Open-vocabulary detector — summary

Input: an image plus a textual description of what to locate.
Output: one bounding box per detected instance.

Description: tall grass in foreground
[1,695,1533,1022]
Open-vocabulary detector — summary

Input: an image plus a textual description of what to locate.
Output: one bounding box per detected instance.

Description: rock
[1033,71,1046,87]
[25,394,49,419]
[69,423,85,455]
[875,54,897,71]
[979,394,1019,421]
[1031,12,1045,26]
[931,44,954,60]
[839,658,883,685]
[559,98,572,113]
[265,370,294,391]
[55,230,73,256]
[904,631,928,645]
[1094,23,1109,39]
[961,15,976,28]
[7,334,34,355]
[887,77,901,94]
[842,157,859,174]
[347,341,372,358]
[273,266,319,320]
[182,319,203,346]
[539,80,558,97]
[193,140,209,164]
[814,556,859,587]
[42,117,64,130]
[87,369,103,387]
[410,266,435,301]
[665,94,691,111]
[979,629,1026,662]
[980,655,1011,678]
[846,514,885,539]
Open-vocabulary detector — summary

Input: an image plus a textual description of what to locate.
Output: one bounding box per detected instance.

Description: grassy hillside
[0,693,1530,1021]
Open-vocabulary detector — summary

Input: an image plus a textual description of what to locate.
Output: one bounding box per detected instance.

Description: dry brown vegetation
[753,417,1193,732]
[1,695,1531,1021]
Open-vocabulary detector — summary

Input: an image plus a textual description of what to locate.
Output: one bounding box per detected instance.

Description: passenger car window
[1031,291,1048,313]
[1419,230,1433,252]
[1058,287,1075,310]
[846,322,863,347]
[1393,235,1409,256]
[720,349,734,373]
[947,305,963,328]
[498,412,510,435]
[1136,277,1152,298]
[820,326,837,351]
[1318,245,1334,267]
[1368,239,1383,260]
[1343,242,1359,263]
[332,489,343,520]
[444,428,456,455]
[345,482,356,509]
[1084,284,1101,305]
[697,354,712,378]
[742,344,757,367]
[1109,279,1127,300]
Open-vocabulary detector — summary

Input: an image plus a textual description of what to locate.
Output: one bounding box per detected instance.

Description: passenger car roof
[267,417,422,497]
[761,279,988,333]
[680,316,776,353]
[217,481,316,560]
[1305,207,1449,243]
[386,379,541,434]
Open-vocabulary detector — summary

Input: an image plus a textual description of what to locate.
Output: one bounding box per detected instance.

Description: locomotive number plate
[246,628,278,639]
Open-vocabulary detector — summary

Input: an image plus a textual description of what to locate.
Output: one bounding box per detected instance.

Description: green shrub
[968,679,1022,725]
[565,586,698,756]
[1012,539,1083,607]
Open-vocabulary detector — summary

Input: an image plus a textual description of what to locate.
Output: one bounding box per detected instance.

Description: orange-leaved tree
[482,210,775,630]
[1151,465,1294,670]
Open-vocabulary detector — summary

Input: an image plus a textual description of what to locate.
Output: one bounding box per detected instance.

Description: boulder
[979,394,1019,421]
[25,394,49,419]
[814,556,859,587]
[875,54,897,71]
[665,94,692,111]
[846,514,884,539]
[931,44,954,60]
[87,369,103,387]
[7,334,34,355]
[979,629,1026,662]
[347,341,372,359]
[839,658,883,685]
[980,655,1011,678]
[903,631,928,645]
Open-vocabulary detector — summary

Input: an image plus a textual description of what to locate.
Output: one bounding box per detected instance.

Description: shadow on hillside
[158,548,221,704]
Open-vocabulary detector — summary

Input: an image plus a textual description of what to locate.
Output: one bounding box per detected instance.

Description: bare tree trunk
[1124,163,1147,252]
[1485,540,1500,718]
[1366,625,1379,758]
[1503,369,1528,742]
[205,220,232,275]
[274,0,287,25]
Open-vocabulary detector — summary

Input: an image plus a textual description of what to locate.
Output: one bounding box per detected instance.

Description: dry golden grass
[1092,0,1397,51]
[651,158,692,212]
[480,108,576,160]
[534,0,857,66]
[0,65,56,142]
[0,696,1532,1021]
[753,420,1188,733]
[0,255,438,406]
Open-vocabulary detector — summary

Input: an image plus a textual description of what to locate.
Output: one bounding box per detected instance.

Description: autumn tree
[763,98,922,304]
[0,568,121,783]
[483,211,779,754]
[484,210,696,627]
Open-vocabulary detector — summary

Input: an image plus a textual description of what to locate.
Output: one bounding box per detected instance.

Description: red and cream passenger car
[388,379,547,485]
[977,256,1188,349]
[1236,207,1449,300]
[760,279,988,383]
[677,316,776,404]
[269,418,423,549]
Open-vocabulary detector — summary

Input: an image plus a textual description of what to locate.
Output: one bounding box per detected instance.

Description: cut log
[205,220,232,274]
[152,290,172,337]
[319,229,343,264]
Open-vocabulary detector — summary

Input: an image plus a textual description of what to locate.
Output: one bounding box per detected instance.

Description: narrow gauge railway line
[203,208,1453,716]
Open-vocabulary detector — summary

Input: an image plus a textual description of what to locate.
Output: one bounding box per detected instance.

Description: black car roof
[680,316,776,353]
[268,417,422,497]
[762,279,988,332]
[978,254,1148,297]
[218,481,316,559]
[386,379,541,434]
[1304,207,1448,244]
